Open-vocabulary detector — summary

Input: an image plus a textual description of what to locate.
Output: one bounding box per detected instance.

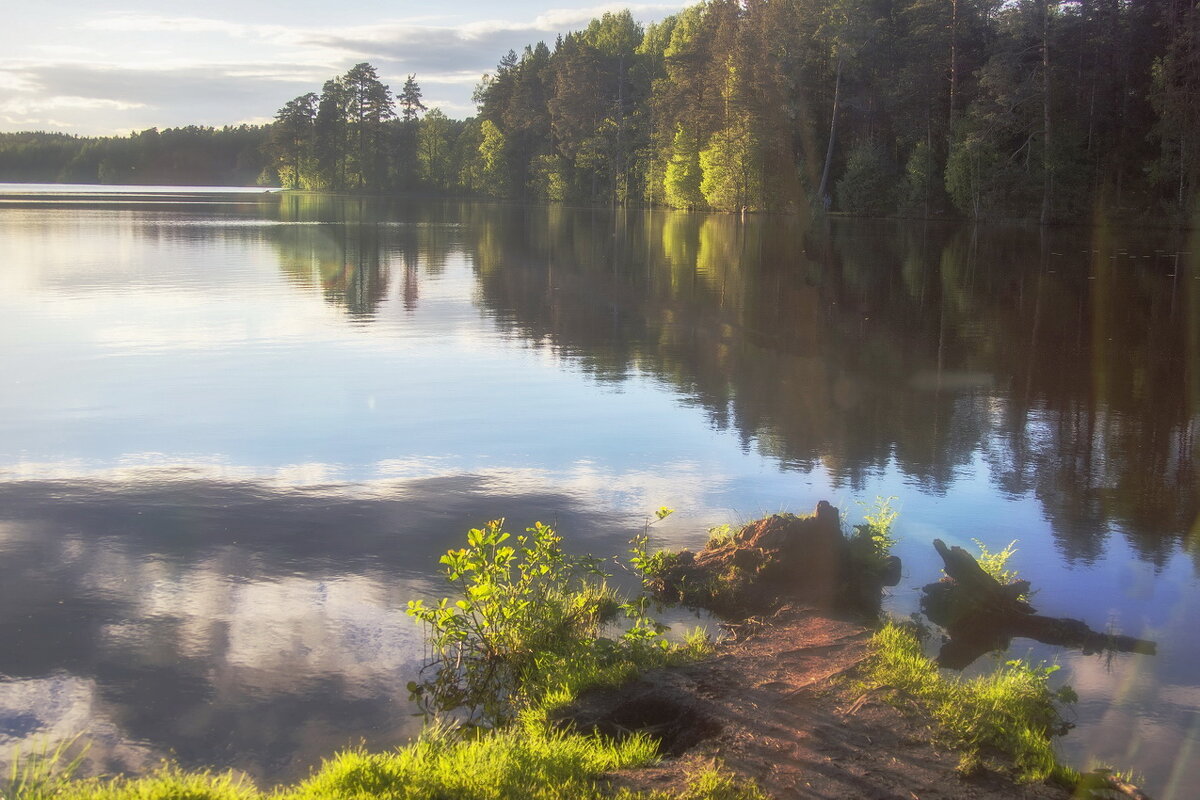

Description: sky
[0,2,686,135]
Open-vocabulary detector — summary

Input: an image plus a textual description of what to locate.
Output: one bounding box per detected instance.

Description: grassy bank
[861,622,1080,786]
[11,722,763,800]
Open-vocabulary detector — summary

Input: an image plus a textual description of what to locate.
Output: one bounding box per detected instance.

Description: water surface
[0,189,1196,796]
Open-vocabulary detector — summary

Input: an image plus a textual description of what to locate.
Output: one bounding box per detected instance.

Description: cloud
[295,4,687,71]
[86,14,259,36]
[0,95,144,114]
[0,60,326,131]
[1,4,690,133]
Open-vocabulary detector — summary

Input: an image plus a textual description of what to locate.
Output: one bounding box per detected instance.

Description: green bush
[898,141,943,216]
[835,141,897,216]
[407,517,708,724]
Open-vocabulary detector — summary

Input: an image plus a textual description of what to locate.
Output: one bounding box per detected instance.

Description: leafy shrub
[857,496,899,558]
[972,538,1020,586]
[835,141,897,216]
[898,140,946,216]
[407,516,707,725]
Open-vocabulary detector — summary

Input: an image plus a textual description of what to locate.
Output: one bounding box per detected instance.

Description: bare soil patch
[561,605,1071,799]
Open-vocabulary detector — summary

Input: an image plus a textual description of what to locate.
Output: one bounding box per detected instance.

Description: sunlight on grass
[862,623,1079,784]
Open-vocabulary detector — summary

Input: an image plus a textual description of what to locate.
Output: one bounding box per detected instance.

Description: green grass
[57,767,260,800]
[4,736,87,800]
[862,623,1079,784]
[283,717,657,800]
[15,723,758,800]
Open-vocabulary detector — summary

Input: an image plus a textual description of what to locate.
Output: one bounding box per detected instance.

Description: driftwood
[648,501,901,617]
[922,539,1157,669]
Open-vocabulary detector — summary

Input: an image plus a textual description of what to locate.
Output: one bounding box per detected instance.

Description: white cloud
[0,95,145,114]
[85,14,260,37]
[2,3,690,133]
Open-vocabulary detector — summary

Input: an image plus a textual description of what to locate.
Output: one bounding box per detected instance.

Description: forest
[0,127,269,186]
[3,0,1198,223]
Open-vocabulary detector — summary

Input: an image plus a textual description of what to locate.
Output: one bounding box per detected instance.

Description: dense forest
[3,0,1198,222]
[0,127,269,186]
[467,0,1199,222]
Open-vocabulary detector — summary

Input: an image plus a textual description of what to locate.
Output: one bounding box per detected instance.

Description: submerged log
[922,538,1157,669]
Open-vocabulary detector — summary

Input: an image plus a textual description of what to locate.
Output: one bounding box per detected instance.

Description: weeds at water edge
[861,623,1079,785]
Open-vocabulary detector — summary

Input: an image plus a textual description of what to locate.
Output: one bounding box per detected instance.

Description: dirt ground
[565,605,1073,799]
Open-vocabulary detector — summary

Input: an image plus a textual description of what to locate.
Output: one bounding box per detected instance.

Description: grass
[284,717,657,800]
[861,623,1080,784]
[12,723,756,800]
[4,736,87,800]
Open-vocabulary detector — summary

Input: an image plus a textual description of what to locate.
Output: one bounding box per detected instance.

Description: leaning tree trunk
[1041,0,1054,225]
[817,54,843,205]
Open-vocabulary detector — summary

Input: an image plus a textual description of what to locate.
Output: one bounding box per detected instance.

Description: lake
[0,187,1196,797]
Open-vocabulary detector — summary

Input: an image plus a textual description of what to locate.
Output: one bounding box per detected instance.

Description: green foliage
[478,120,510,197]
[705,524,734,548]
[0,128,271,187]
[898,140,939,216]
[628,507,679,580]
[418,108,452,189]
[969,538,1030,602]
[972,538,1020,586]
[863,624,1078,782]
[4,736,87,800]
[407,516,704,725]
[57,768,258,800]
[663,125,704,210]
[14,725,765,800]
[857,496,899,558]
[944,128,993,218]
[667,766,769,800]
[699,121,761,212]
[835,141,896,216]
[531,154,570,202]
[285,720,657,800]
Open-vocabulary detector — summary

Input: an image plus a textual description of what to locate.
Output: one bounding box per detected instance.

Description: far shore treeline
[2,0,1198,223]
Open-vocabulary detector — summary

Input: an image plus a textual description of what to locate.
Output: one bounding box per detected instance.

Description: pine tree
[343,62,395,189]
[271,93,317,188]
[399,75,427,122]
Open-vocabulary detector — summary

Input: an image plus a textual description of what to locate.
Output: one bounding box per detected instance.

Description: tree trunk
[1041,0,1053,226]
[817,54,842,205]
[949,0,959,133]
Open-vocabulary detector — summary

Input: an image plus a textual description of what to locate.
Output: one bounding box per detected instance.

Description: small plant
[406,519,616,723]
[706,524,734,548]
[408,513,706,725]
[675,763,770,800]
[844,497,901,592]
[857,496,899,558]
[629,506,677,582]
[969,538,1033,602]
[972,538,1019,585]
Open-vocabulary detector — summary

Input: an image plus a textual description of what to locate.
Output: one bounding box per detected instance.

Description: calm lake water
[1,187,1197,796]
